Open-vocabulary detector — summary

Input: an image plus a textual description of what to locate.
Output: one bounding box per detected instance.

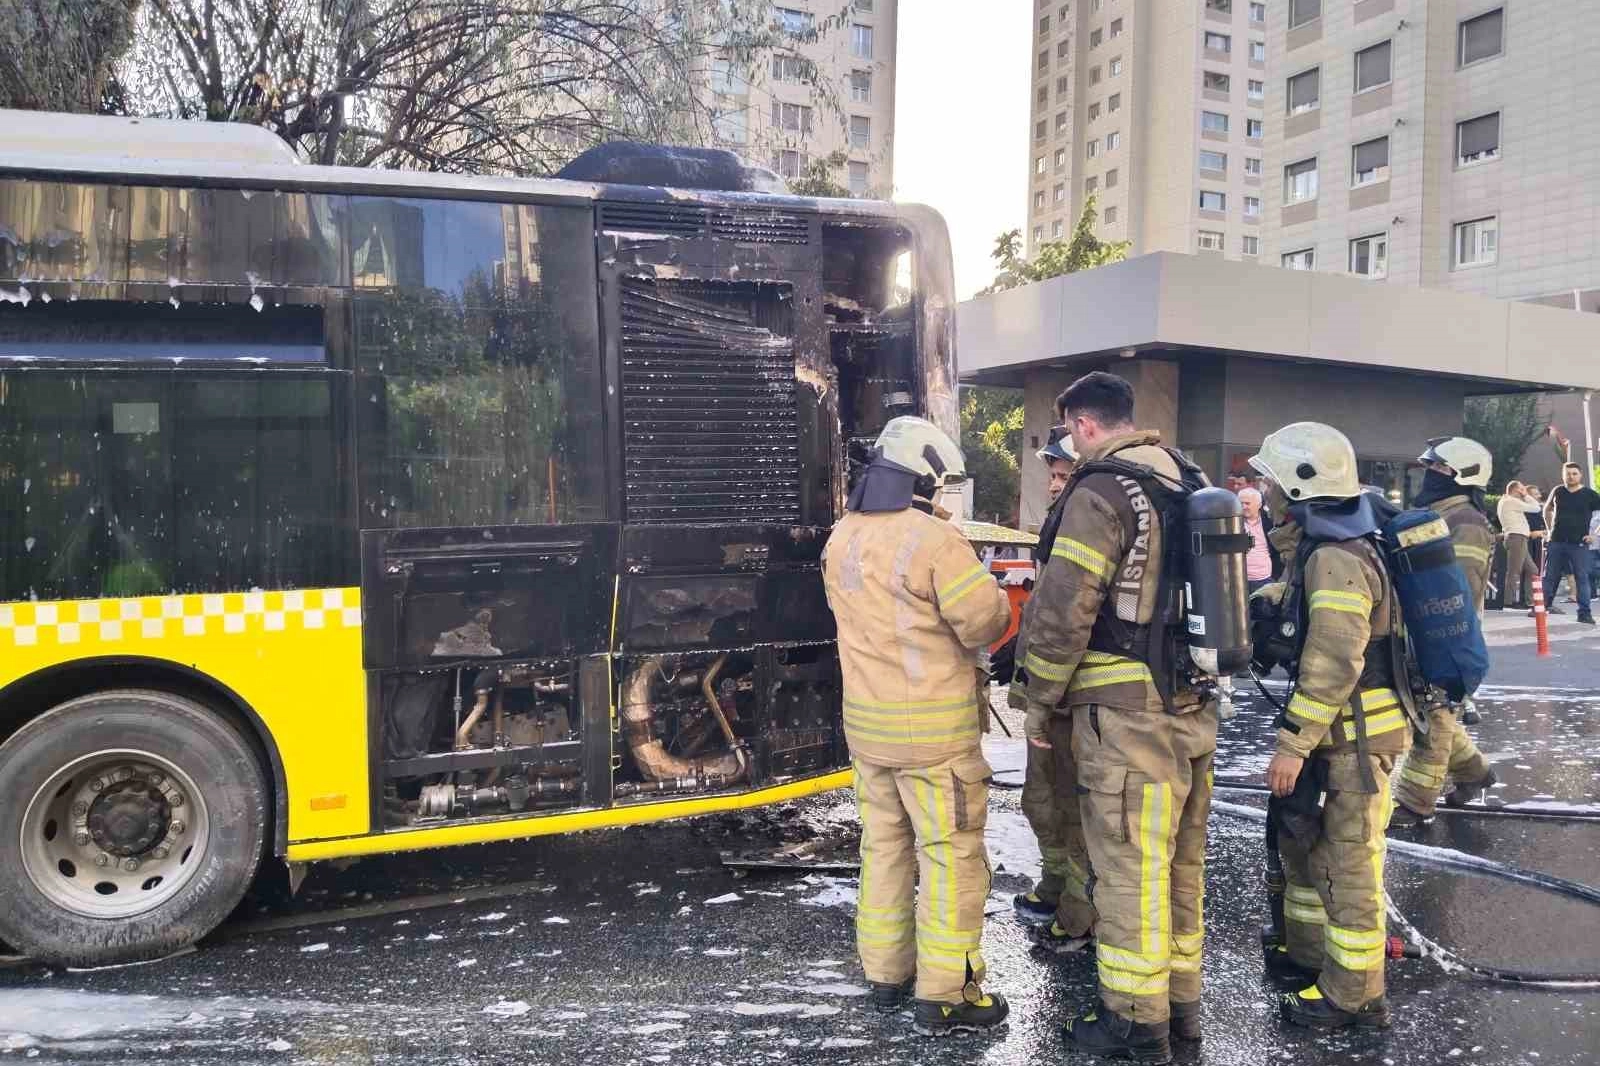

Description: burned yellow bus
[0,112,959,966]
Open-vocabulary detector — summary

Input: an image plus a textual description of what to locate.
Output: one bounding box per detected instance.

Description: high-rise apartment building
[708,2,898,197]
[1261,1,1600,307]
[1023,0,1268,260]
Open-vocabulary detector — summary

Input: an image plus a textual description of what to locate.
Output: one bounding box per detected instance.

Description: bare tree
[115,0,853,174]
[0,0,141,112]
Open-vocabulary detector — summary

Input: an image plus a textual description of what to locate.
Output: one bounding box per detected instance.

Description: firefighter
[1250,422,1406,1030]
[821,415,1013,1037]
[1019,372,1216,1062]
[1390,436,1497,825]
[1011,429,1099,952]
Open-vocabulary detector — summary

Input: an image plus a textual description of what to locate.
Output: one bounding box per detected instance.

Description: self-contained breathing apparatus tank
[1181,487,1253,717]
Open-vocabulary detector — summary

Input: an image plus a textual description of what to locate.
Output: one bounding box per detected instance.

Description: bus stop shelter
[958,252,1600,530]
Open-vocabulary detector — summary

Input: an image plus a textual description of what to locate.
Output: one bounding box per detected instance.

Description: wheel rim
[19,749,211,920]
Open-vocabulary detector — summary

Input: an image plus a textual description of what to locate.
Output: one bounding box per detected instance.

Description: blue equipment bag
[1379,509,1489,701]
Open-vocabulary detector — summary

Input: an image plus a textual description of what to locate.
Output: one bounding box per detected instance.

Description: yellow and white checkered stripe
[0,588,362,648]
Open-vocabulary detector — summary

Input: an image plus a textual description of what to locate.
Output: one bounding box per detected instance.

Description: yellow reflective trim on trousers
[1309,589,1373,616]
[1098,964,1171,996]
[1172,928,1204,955]
[1023,651,1074,682]
[1052,537,1115,579]
[1454,545,1491,564]
[1285,884,1323,903]
[1288,691,1340,725]
[1139,782,1173,958]
[1286,902,1328,924]
[1169,954,1201,974]
[1401,762,1446,787]
[939,564,991,608]
[1097,943,1169,972]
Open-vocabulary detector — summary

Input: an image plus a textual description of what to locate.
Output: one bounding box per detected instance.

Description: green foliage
[787,151,854,198]
[979,194,1132,296]
[1463,393,1550,491]
[961,386,1024,524]
[0,0,139,112]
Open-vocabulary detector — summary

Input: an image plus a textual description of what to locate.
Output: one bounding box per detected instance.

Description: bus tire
[0,688,268,967]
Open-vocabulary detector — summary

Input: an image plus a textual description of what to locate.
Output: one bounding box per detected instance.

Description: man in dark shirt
[1542,463,1600,625]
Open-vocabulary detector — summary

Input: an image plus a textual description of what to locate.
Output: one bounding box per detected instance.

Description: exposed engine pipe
[623,656,745,783]
[454,688,493,751]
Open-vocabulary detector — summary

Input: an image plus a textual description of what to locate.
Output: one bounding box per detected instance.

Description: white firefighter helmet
[1418,435,1493,488]
[1036,425,1078,465]
[873,415,967,487]
[1248,422,1361,502]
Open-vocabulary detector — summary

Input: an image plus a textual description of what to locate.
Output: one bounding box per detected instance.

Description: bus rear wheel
[0,689,268,967]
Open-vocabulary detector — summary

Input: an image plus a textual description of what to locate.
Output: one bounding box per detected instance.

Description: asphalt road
[2,607,1597,1065]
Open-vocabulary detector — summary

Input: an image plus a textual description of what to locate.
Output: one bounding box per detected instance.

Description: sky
[893,0,1031,299]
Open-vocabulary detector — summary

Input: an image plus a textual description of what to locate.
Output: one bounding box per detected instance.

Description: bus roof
[0,108,907,220]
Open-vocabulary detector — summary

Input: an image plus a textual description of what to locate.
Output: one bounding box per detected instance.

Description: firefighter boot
[1169,1000,1202,1044]
[1027,919,1093,954]
[1279,986,1391,1030]
[1063,1003,1173,1064]
[911,992,1010,1037]
[1013,890,1057,925]
[1443,768,1498,808]
[867,977,914,1014]
[1387,803,1433,830]
[1263,941,1321,988]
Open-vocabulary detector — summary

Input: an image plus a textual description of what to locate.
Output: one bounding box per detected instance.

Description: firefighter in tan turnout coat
[1018,373,1217,1064]
[821,416,1012,1037]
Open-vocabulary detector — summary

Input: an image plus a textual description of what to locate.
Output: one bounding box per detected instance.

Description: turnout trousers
[1279,752,1397,1011]
[853,753,993,1003]
[1071,704,1216,1024]
[1394,707,1490,816]
[1020,710,1098,936]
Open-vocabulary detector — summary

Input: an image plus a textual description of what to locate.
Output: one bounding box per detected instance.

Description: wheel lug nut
[170,794,184,808]
[171,821,186,835]
[153,846,169,859]
[94,853,110,867]
[148,772,164,786]
[71,801,88,817]
[89,778,105,793]
[74,831,90,846]
[123,858,140,872]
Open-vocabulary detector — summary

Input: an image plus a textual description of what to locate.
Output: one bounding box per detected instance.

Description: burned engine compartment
[363,193,952,830]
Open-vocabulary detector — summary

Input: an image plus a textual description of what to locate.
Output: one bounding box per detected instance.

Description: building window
[1457,112,1501,166]
[1087,139,1099,158]
[1039,49,1050,71]
[1243,235,1261,255]
[852,24,874,58]
[772,101,814,133]
[1110,18,1123,38]
[1037,85,1049,109]
[1207,0,1232,12]
[848,162,869,197]
[1106,130,1121,150]
[1349,233,1388,278]
[858,0,873,10]
[1092,0,1102,10]
[1055,148,1068,170]
[1058,75,1071,96]
[1059,39,1072,58]
[1060,4,1070,20]
[1053,219,1066,238]
[1109,93,1121,112]
[1248,79,1264,101]
[1354,41,1392,93]
[1106,168,1119,187]
[1105,206,1118,224]
[1352,136,1390,186]
[1200,190,1227,211]
[1056,111,1070,134]
[1036,155,1048,175]
[771,54,805,83]
[1202,110,1230,134]
[849,115,871,149]
[1091,28,1103,47]
[1036,120,1047,141]
[1244,156,1262,176]
[1459,8,1504,67]
[1205,32,1231,54]
[1110,57,1123,76]
[1288,0,1320,30]
[1054,183,1067,204]
[1454,216,1498,268]
[773,149,805,178]
[1282,248,1315,270]
[1250,40,1266,63]
[1090,66,1102,85]
[1200,149,1228,172]
[1247,117,1264,138]
[1034,225,1045,243]
[1040,14,1051,33]
[1089,102,1102,121]
[1287,68,1320,114]
[1198,230,1225,251]
[713,108,749,144]
[777,8,814,35]
[1250,2,1266,24]
[1034,190,1047,212]
[852,70,873,103]
[1284,157,1318,203]
[1244,195,1261,217]
[1205,71,1232,93]
[1086,176,1099,194]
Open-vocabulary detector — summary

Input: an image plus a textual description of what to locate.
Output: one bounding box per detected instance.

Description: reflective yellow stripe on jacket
[843,697,980,749]
[1051,536,1115,581]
